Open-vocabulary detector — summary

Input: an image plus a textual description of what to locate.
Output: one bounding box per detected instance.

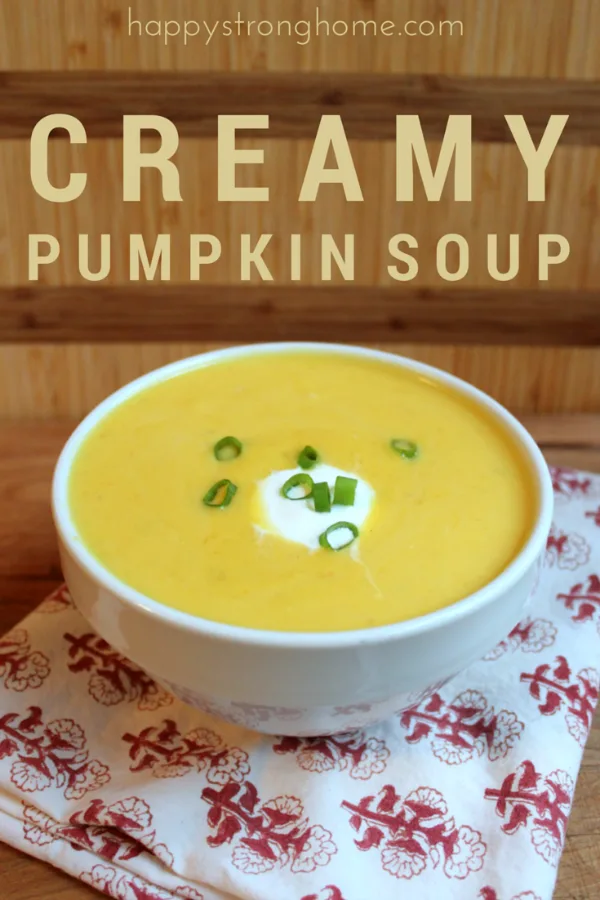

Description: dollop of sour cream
[255,463,375,553]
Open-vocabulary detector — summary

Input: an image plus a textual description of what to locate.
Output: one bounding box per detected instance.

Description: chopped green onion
[333,475,357,506]
[312,481,331,513]
[203,479,238,508]
[213,436,243,461]
[298,445,319,470]
[319,521,359,551]
[281,473,313,500]
[391,438,419,460]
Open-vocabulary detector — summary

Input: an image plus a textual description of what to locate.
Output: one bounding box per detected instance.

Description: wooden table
[1,417,599,899]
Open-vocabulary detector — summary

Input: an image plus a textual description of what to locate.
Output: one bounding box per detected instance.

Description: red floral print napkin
[1,466,599,900]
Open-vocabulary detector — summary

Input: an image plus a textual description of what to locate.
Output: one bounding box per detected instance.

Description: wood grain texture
[0,1,599,417]
[0,846,98,900]
[3,344,600,419]
[520,414,600,447]
[1,284,599,345]
[0,415,599,898]
[1,1,600,79]
[3,138,600,290]
[1,70,600,144]
[2,133,598,416]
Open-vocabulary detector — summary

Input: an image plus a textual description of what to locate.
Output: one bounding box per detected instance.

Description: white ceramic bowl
[52,343,554,736]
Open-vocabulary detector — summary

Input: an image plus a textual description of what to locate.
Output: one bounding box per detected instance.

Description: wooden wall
[0,0,599,418]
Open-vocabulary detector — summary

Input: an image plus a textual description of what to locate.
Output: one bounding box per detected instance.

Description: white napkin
[0,465,599,900]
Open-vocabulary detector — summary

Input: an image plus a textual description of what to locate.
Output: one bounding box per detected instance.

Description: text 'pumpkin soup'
[68,350,535,632]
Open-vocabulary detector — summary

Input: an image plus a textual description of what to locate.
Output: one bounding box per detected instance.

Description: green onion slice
[391,438,419,460]
[312,481,331,513]
[213,436,243,461]
[333,475,357,506]
[203,479,238,508]
[298,445,319,470]
[319,521,359,551]
[281,473,313,500]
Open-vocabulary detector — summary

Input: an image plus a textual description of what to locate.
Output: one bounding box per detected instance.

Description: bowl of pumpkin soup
[52,343,553,735]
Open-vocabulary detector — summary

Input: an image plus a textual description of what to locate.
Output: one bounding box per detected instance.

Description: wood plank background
[2,285,600,345]
[1,1,599,77]
[4,137,600,290]
[0,0,600,417]
[0,0,598,412]
[2,71,600,143]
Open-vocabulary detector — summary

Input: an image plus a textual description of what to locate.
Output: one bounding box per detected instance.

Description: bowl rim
[52,341,554,649]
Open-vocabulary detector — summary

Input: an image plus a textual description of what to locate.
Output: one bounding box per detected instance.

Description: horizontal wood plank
[5,345,600,419]
[0,844,98,900]
[0,72,599,144]
[1,285,599,345]
[519,414,600,448]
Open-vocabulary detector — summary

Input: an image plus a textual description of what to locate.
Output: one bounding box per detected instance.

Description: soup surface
[69,350,534,632]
